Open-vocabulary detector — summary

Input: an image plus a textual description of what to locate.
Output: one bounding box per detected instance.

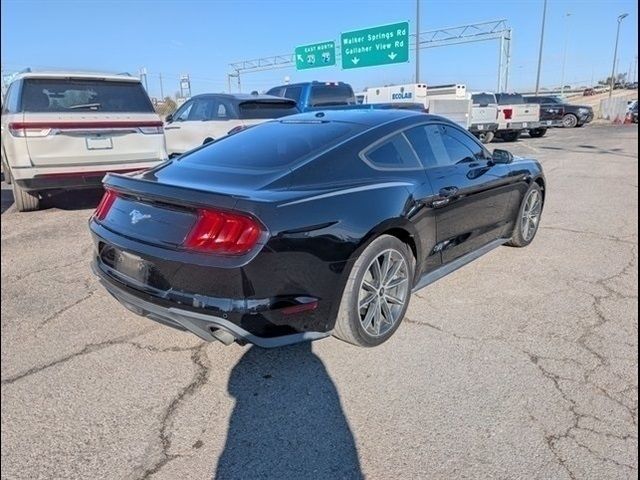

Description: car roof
[189,93,295,102]
[275,108,434,127]
[13,70,140,82]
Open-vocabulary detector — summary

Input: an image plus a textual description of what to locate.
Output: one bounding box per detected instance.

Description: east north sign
[341,21,409,70]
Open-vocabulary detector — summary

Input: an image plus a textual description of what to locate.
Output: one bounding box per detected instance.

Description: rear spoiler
[104,172,240,212]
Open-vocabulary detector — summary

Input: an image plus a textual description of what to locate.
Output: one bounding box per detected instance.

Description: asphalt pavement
[1,124,638,479]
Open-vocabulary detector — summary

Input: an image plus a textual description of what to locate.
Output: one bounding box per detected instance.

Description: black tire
[501,131,521,142]
[2,162,11,185]
[528,128,547,138]
[202,137,214,145]
[12,181,40,212]
[506,183,543,248]
[575,123,585,128]
[333,234,415,347]
[476,131,495,144]
[562,113,578,128]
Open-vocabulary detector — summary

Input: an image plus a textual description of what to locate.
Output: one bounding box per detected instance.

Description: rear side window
[238,101,298,119]
[309,84,356,107]
[496,94,524,105]
[471,93,496,106]
[179,120,360,170]
[283,86,303,102]
[362,134,422,170]
[266,87,284,97]
[20,78,154,113]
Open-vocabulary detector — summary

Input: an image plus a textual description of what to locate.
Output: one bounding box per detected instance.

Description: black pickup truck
[524,96,594,128]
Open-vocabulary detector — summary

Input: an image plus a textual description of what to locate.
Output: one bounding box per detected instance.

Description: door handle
[165,125,181,130]
[439,186,459,197]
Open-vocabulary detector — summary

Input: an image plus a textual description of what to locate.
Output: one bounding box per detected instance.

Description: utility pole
[534,0,548,95]
[609,13,628,98]
[159,73,164,99]
[560,13,572,95]
[415,0,420,83]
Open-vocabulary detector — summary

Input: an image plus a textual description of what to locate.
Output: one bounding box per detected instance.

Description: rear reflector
[94,189,118,221]
[183,209,262,255]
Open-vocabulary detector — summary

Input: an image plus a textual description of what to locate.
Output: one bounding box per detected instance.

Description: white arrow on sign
[351,57,360,65]
[297,54,304,62]
[388,52,397,60]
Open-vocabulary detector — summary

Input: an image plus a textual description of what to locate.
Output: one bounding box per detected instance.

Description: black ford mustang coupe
[90,109,545,348]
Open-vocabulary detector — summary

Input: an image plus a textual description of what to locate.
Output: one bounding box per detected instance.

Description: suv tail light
[503,108,513,120]
[183,208,262,255]
[8,123,51,137]
[94,189,118,221]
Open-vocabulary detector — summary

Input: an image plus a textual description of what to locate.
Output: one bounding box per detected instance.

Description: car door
[165,97,232,155]
[406,123,518,264]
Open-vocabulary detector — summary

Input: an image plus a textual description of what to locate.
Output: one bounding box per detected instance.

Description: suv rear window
[179,120,361,170]
[237,101,298,119]
[20,78,154,113]
[472,93,496,106]
[309,84,356,107]
[495,94,524,105]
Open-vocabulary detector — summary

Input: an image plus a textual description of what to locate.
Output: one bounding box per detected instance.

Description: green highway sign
[295,41,336,70]
[341,21,409,70]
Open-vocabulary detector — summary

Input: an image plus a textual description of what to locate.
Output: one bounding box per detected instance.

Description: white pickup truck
[494,93,541,142]
[469,92,499,144]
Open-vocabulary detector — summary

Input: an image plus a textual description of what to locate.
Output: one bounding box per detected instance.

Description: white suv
[164,93,298,156]
[1,71,167,211]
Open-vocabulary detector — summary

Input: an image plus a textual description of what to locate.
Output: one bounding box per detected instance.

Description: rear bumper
[469,122,498,133]
[11,161,164,192]
[537,119,564,128]
[93,262,330,348]
[501,121,541,130]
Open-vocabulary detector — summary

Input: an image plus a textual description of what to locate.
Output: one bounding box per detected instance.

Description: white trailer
[364,83,471,127]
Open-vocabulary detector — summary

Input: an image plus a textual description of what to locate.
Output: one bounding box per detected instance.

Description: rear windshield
[179,120,360,170]
[237,101,298,119]
[472,93,497,106]
[20,78,154,113]
[495,94,524,105]
[309,84,356,107]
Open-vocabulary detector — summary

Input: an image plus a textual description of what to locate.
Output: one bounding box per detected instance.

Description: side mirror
[491,149,514,164]
[165,113,173,123]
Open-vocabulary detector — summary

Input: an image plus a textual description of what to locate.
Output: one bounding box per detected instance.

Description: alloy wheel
[521,189,542,241]
[358,249,409,337]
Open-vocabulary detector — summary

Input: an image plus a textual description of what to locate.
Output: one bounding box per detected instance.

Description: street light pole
[609,13,628,98]
[560,13,572,96]
[415,0,420,83]
[534,0,547,95]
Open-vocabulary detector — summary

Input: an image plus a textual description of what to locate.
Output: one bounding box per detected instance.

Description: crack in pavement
[404,244,638,477]
[0,327,158,385]
[39,288,98,327]
[540,226,638,246]
[134,344,211,480]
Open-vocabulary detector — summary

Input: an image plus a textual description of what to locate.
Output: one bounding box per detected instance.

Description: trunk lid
[22,112,165,167]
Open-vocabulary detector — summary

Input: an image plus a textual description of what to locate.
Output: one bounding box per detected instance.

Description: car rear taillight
[183,208,262,255]
[8,122,51,137]
[503,108,513,120]
[94,189,118,221]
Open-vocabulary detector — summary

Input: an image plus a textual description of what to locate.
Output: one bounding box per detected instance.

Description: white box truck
[364,83,471,128]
